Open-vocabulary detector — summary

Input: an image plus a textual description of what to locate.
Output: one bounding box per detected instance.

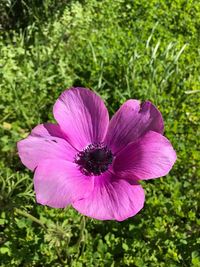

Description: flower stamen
[75,143,113,176]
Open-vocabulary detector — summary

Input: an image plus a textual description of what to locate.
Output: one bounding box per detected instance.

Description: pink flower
[17,87,176,221]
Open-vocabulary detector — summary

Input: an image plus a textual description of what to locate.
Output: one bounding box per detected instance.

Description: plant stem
[14,208,46,229]
[75,215,87,257]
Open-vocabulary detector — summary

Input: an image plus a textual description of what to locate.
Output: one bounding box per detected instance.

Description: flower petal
[53,87,109,151]
[17,123,77,171]
[105,100,164,154]
[72,172,145,221]
[31,123,67,139]
[113,131,177,180]
[34,160,94,208]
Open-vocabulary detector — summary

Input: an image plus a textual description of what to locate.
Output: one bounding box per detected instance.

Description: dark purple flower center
[75,143,113,176]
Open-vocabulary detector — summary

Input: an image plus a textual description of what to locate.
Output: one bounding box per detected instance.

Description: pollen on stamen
[74,143,113,176]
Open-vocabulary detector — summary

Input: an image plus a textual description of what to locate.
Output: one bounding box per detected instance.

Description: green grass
[0,0,200,266]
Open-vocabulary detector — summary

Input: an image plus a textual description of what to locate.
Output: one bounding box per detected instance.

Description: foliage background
[0,0,200,266]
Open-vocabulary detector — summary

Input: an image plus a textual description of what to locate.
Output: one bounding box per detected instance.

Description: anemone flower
[17,87,176,221]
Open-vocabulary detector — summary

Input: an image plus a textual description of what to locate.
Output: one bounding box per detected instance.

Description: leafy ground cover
[0,0,200,266]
